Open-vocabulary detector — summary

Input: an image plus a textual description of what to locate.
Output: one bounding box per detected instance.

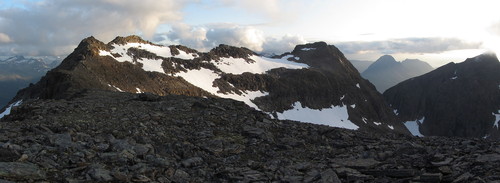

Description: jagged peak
[109,35,158,46]
[72,36,109,56]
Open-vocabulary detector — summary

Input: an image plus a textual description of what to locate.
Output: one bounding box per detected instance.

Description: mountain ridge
[384,53,500,138]
[1,35,409,134]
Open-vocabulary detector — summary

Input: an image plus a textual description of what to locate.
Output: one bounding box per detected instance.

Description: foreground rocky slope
[2,35,408,134]
[1,90,499,182]
[384,53,500,139]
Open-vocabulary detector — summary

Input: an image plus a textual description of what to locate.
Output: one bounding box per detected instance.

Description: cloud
[489,21,500,36]
[215,0,299,23]
[0,33,11,43]
[0,0,191,55]
[0,74,31,81]
[163,23,305,54]
[262,34,306,54]
[336,38,482,55]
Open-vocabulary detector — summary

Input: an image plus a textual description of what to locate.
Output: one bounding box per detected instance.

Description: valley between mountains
[0,35,499,182]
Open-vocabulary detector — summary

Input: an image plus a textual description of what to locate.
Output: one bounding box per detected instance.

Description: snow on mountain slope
[97,42,364,129]
[277,101,358,130]
[494,111,500,128]
[214,55,308,75]
[0,100,22,118]
[404,117,425,137]
[2,36,409,134]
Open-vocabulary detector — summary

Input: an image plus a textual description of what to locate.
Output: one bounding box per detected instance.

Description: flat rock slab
[0,162,46,180]
[476,154,500,162]
[335,158,380,169]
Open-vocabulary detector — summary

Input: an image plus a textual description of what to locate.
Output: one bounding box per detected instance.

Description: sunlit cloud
[0,0,192,55]
[336,38,482,55]
[0,32,11,43]
[161,23,306,54]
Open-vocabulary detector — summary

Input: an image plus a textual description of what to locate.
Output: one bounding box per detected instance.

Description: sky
[0,0,500,67]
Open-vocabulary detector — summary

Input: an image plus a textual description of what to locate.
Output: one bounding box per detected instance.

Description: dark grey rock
[88,164,113,182]
[420,173,443,182]
[320,169,341,183]
[181,157,203,168]
[476,154,500,162]
[335,158,380,169]
[453,172,473,183]
[0,162,46,180]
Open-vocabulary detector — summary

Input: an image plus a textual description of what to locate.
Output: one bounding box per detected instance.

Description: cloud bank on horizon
[0,0,499,65]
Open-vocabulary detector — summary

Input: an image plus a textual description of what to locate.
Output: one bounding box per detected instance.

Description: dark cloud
[336,38,482,55]
[0,0,191,56]
[164,23,305,54]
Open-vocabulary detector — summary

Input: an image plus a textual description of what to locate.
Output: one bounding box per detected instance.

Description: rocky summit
[384,53,500,139]
[1,90,500,182]
[2,35,408,134]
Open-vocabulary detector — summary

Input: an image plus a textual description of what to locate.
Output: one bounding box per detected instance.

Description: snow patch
[340,95,345,100]
[136,58,165,74]
[108,84,123,92]
[373,122,382,125]
[393,109,399,115]
[356,83,360,88]
[362,117,368,124]
[493,110,500,128]
[277,101,359,130]
[301,48,316,51]
[388,125,394,130]
[350,104,356,108]
[99,43,199,74]
[404,117,425,137]
[99,50,113,57]
[172,50,197,60]
[214,55,308,75]
[450,76,458,80]
[0,100,22,118]
[175,68,267,109]
[136,88,143,94]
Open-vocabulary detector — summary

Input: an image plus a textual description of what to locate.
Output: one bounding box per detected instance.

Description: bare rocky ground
[1,90,499,182]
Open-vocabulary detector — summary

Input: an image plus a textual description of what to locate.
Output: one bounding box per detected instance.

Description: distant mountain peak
[402,58,423,62]
[376,55,397,63]
[362,55,433,92]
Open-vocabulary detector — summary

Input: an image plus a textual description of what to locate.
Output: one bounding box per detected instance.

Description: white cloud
[489,22,500,36]
[0,33,11,43]
[0,0,191,55]
[205,24,266,51]
[262,34,306,54]
[164,23,305,54]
